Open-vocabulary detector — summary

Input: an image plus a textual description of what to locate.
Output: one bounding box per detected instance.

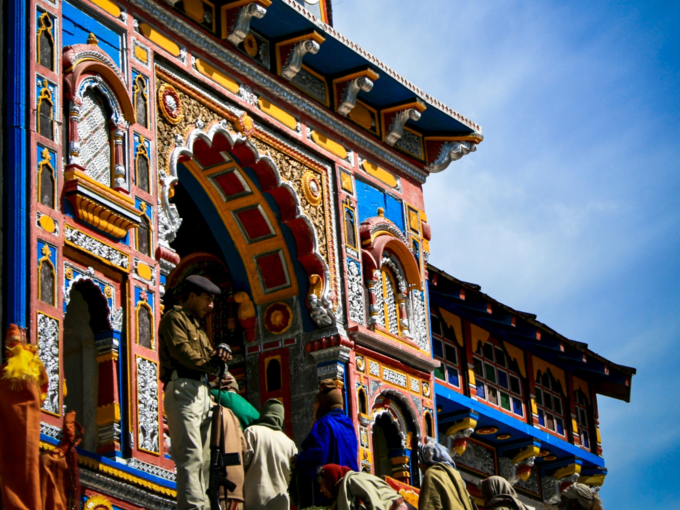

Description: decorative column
[366,270,381,327]
[113,125,127,191]
[305,335,354,402]
[95,329,122,457]
[67,101,83,168]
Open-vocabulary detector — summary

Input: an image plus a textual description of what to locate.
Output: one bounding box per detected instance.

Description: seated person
[318,464,410,510]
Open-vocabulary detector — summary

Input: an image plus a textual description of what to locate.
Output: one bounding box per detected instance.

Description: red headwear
[319,464,352,498]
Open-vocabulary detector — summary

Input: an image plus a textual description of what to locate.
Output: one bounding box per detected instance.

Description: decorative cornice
[282,39,321,80]
[338,76,374,117]
[428,141,477,173]
[225,2,268,46]
[278,0,482,134]
[130,0,431,183]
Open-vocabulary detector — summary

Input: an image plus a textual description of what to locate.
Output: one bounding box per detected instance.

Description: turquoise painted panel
[63,1,121,68]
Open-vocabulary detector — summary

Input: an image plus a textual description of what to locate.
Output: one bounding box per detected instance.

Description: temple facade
[0,0,633,508]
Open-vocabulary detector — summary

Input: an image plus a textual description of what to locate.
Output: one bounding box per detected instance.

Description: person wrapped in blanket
[317,464,413,510]
[289,380,358,509]
[417,442,477,510]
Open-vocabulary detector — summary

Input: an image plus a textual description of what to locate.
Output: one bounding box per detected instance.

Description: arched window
[265,357,282,392]
[424,411,433,438]
[574,389,591,449]
[78,88,113,186]
[474,342,524,417]
[344,206,356,250]
[136,142,150,193]
[358,388,367,415]
[38,258,56,306]
[137,212,152,256]
[375,256,410,338]
[133,75,148,128]
[535,370,566,436]
[137,303,153,349]
[37,80,54,140]
[38,149,56,208]
[37,13,54,71]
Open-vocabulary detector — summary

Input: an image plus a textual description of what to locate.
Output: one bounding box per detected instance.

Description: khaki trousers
[165,377,213,510]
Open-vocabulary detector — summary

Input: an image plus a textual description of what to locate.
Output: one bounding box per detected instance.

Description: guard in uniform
[159,275,230,510]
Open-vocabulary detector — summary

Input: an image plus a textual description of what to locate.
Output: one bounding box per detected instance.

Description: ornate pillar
[442,412,478,455]
[113,125,127,191]
[94,330,122,457]
[305,334,354,402]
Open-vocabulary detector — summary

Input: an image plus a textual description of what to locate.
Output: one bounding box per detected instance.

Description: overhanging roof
[428,265,636,403]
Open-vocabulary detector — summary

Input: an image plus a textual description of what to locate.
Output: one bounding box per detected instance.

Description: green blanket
[210,389,260,430]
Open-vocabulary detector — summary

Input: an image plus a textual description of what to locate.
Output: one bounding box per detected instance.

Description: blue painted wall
[355,179,405,233]
[63,1,122,68]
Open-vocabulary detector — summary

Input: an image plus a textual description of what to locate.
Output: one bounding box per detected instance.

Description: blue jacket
[294,409,358,506]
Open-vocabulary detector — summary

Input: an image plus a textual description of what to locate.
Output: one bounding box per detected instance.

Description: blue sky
[333,1,680,508]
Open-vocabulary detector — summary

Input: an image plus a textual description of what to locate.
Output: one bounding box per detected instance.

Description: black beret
[184,275,221,296]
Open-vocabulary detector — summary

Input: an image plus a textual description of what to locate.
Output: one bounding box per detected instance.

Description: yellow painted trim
[133,44,149,64]
[349,101,377,132]
[425,134,484,144]
[340,171,354,194]
[532,356,567,396]
[88,0,121,17]
[468,368,476,386]
[596,426,602,445]
[445,417,478,436]
[503,341,527,378]
[390,456,410,464]
[580,474,606,487]
[278,32,325,48]
[311,131,347,160]
[437,308,464,347]
[184,160,298,304]
[554,463,581,480]
[63,222,131,273]
[37,80,54,136]
[332,69,380,85]
[361,160,398,188]
[96,402,121,426]
[342,204,358,250]
[132,75,149,128]
[223,0,271,8]
[257,97,297,130]
[64,169,136,207]
[36,13,55,71]
[84,495,114,510]
[195,58,240,94]
[136,262,153,281]
[512,444,540,464]
[79,455,176,496]
[470,324,491,349]
[96,352,119,363]
[532,397,539,415]
[138,23,181,57]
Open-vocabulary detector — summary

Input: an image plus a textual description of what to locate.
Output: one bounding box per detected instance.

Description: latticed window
[381,267,400,335]
[432,314,461,387]
[574,389,591,448]
[137,304,153,349]
[137,213,151,257]
[133,75,148,128]
[78,89,112,186]
[474,342,524,417]
[37,13,54,71]
[535,370,566,436]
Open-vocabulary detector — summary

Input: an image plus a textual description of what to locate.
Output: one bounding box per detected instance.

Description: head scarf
[561,483,603,510]
[255,398,285,431]
[319,464,352,498]
[480,476,528,510]
[419,442,456,469]
[315,379,344,418]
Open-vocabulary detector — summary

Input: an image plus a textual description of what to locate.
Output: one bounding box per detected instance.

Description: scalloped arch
[164,123,334,319]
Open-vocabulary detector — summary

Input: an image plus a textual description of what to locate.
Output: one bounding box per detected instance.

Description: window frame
[431,315,462,389]
[574,389,591,449]
[473,341,525,417]
[534,370,567,437]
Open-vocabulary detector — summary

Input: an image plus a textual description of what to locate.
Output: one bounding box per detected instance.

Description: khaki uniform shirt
[158,305,213,382]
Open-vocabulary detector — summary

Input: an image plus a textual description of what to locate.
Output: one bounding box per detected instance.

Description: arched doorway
[63,280,110,452]
[370,392,421,487]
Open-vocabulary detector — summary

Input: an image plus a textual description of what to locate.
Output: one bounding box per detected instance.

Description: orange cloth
[0,376,42,510]
[39,412,82,510]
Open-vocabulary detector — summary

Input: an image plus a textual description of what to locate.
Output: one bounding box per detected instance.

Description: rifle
[207,355,241,510]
